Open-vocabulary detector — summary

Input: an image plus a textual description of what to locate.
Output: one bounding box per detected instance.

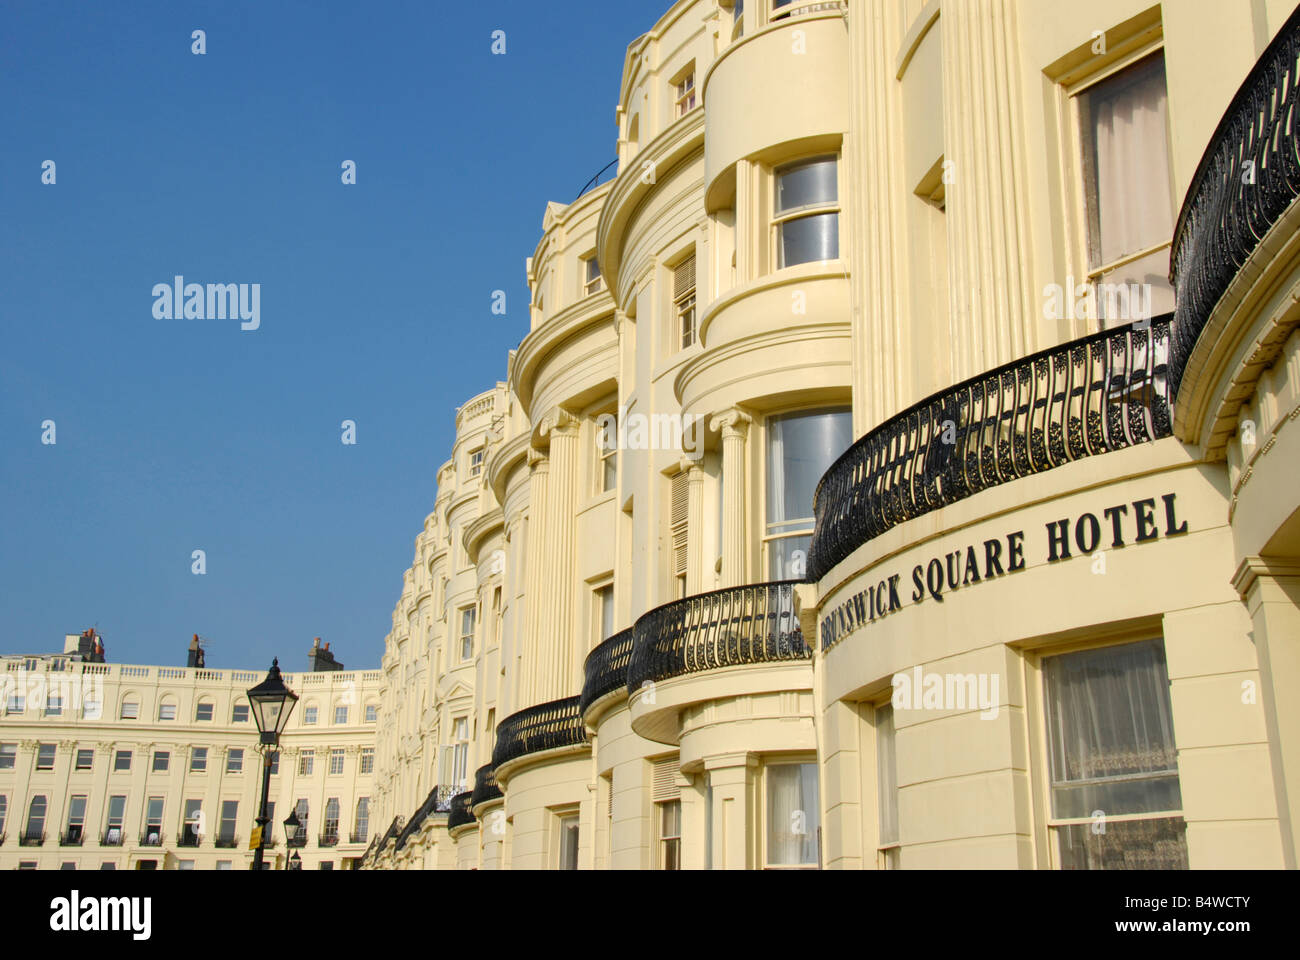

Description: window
[732,0,745,39]
[295,798,310,835]
[329,749,345,776]
[82,691,101,719]
[596,413,618,492]
[299,750,314,776]
[765,762,820,867]
[5,691,23,713]
[158,701,176,721]
[876,703,900,868]
[323,798,340,840]
[119,699,139,720]
[190,747,207,773]
[469,448,485,477]
[100,862,117,870]
[195,701,214,722]
[1077,51,1175,326]
[459,607,476,662]
[36,743,57,770]
[360,747,374,774]
[217,800,238,846]
[44,691,62,716]
[670,470,689,598]
[673,70,696,118]
[18,862,37,870]
[658,800,682,870]
[319,860,334,870]
[452,718,469,788]
[773,156,840,268]
[673,254,697,350]
[25,796,47,842]
[268,751,280,776]
[232,703,250,723]
[104,796,126,845]
[303,705,318,725]
[226,748,243,774]
[75,749,94,771]
[334,705,348,725]
[113,749,131,772]
[65,795,87,843]
[556,812,580,870]
[0,795,6,835]
[176,859,195,870]
[364,704,377,724]
[152,750,170,773]
[143,797,163,845]
[594,584,614,644]
[182,799,203,845]
[765,408,852,579]
[583,256,603,296]
[0,743,14,770]
[354,797,370,842]
[216,861,232,870]
[1042,637,1187,868]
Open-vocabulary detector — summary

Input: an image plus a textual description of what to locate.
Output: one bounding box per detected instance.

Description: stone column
[940,0,1035,381]
[1234,557,1300,868]
[539,410,581,703]
[710,409,752,587]
[703,752,757,869]
[683,458,706,595]
[521,447,549,708]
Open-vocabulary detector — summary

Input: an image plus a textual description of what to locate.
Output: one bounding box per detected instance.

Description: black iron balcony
[214,835,239,849]
[318,832,339,848]
[446,792,475,831]
[139,831,163,847]
[101,829,123,847]
[491,696,587,771]
[286,830,308,849]
[808,319,1173,582]
[470,764,503,808]
[1169,5,1300,399]
[60,827,85,847]
[19,831,45,847]
[177,829,201,848]
[580,627,635,715]
[377,816,402,852]
[626,580,808,694]
[349,831,368,844]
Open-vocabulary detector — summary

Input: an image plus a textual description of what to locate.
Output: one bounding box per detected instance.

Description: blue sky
[0,0,662,671]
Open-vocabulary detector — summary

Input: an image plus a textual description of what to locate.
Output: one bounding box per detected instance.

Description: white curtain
[1087,53,1174,268]
[766,763,820,865]
[876,704,899,846]
[1044,637,1181,820]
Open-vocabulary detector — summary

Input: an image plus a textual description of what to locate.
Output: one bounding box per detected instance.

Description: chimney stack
[308,638,343,672]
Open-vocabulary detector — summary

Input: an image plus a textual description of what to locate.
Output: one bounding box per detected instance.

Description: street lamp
[288,851,302,871]
[283,809,301,848]
[247,658,298,871]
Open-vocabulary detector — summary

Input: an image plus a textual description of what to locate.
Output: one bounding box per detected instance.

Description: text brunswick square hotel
[7,0,1300,871]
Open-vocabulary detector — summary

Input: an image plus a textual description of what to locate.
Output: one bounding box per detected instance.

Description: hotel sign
[819,492,1190,650]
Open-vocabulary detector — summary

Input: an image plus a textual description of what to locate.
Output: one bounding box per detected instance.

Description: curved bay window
[774,156,839,269]
[765,408,851,579]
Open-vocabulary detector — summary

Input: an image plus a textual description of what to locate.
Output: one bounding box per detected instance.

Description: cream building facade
[0,640,382,870]
[363,0,1300,871]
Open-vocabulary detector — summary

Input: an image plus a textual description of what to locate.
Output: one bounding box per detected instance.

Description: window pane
[876,704,899,846]
[559,816,580,870]
[766,408,851,572]
[1058,816,1188,869]
[776,157,837,214]
[1044,638,1182,821]
[779,212,839,267]
[766,763,819,866]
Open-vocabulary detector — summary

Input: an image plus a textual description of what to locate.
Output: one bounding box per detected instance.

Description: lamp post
[247,659,298,871]
[283,808,301,864]
[288,851,302,871]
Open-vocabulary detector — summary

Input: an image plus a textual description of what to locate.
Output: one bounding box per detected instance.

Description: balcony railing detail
[580,628,635,715]
[491,697,587,771]
[1169,5,1300,398]
[214,836,239,849]
[470,764,503,808]
[446,792,475,831]
[808,319,1172,582]
[19,832,45,847]
[626,581,808,694]
[318,833,339,848]
[395,786,453,851]
[60,828,85,847]
[102,829,124,847]
[139,831,163,847]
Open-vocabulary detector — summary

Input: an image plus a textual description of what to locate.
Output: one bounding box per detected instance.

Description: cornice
[488,430,531,504]
[511,291,617,414]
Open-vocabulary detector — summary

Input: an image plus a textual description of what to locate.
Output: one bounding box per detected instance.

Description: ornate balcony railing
[139,831,163,847]
[446,792,476,831]
[491,696,587,771]
[19,832,44,847]
[60,829,85,847]
[215,836,239,849]
[101,830,123,847]
[318,833,339,848]
[1169,5,1300,399]
[580,628,635,715]
[470,764,503,808]
[808,319,1172,581]
[395,787,450,851]
[177,830,201,848]
[626,581,808,694]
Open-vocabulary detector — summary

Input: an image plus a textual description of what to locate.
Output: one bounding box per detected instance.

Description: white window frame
[771,155,841,271]
[673,67,697,118]
[583,255,603,297]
